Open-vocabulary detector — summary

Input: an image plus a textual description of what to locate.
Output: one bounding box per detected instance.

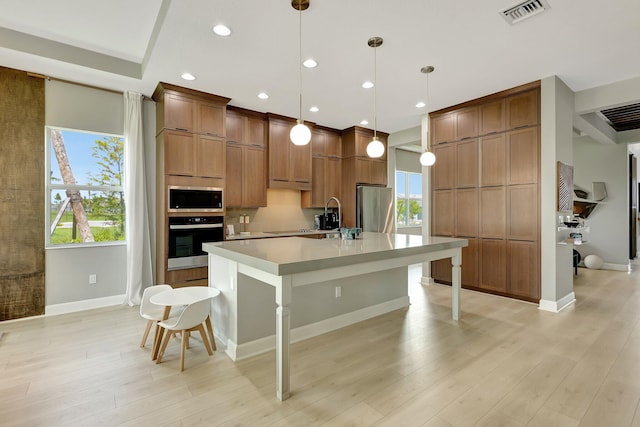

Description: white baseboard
[601,262,630,272]
[539,292,576,313]
[421,276,435,286]
[226,296,410,361]
[45,294,126,316]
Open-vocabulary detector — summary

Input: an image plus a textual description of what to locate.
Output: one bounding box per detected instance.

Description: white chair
[139,284,173,348]
[155,298,214,371]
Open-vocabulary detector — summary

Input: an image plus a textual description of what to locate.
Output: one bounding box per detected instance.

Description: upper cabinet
[267,115,312,190]
[506,89,539,129]
[227,108,267,147]
[302,128,342,208]
[154,82,229,137]
[432,107,478,145]
[153,83,230,179]
[225,108,267,207]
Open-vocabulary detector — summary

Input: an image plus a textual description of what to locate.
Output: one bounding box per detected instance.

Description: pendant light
[290,0,311,146]
[366,36,385,158]
[419,65,436,166]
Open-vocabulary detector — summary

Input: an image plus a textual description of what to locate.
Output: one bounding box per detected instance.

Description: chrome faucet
[325,197,342,229]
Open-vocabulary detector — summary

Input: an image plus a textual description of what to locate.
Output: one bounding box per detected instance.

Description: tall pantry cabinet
[430,82,541,302]
[153,82,230,287]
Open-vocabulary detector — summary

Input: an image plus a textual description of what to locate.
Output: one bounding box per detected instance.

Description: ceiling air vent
[501,0,550,25]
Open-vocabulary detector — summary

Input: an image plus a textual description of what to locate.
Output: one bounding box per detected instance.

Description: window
[46,127,125,246]
[396,171,422,227]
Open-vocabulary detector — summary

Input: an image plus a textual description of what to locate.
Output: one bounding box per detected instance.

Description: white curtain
[123,91,153,306]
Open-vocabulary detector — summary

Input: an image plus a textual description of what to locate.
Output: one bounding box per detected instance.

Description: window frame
[396,170,423,228]
[45,126,126,249]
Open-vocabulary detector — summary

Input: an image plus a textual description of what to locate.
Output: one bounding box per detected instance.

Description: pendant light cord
[373,43,377,140]
[298,3,303,123]
[425,71,430,151]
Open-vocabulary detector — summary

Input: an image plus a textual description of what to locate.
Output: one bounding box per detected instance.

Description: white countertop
[204,232,468,276]
[225,230,338,241]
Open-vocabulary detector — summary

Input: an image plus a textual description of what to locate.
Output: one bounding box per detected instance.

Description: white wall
[573,137,629,267]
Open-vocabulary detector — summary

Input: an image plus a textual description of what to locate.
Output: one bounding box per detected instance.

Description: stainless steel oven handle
[169,224,223,230]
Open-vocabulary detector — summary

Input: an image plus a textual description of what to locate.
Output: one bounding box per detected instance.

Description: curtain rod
[26,72,153,101]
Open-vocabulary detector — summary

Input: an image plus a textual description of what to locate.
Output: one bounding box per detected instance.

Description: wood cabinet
[455,188,478,237]
[506,89,539,130]
[432,143,455,190]
[433,190,454,236]
[163,131,225,178]
[152,82,230,288]
[340,127,389,227]
[156,84,227,137]
[507,127,538,185]
[431,107,478,145]
[225,108,267,207]
[268,116,312,190]
[456,139,478,188]
[430,82,540,302]
[480,134,506,187]
[480,99,505,135]
[508,184,537,241]
[480,239,507,293]
[302,128,342,208]
[480,187,506,238]
[507,240,539,299]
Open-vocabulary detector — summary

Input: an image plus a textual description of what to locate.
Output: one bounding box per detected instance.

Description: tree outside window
[396,171,422,227]
[47,127,125,246]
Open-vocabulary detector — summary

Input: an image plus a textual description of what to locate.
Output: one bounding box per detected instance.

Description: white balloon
[584,254,604,269]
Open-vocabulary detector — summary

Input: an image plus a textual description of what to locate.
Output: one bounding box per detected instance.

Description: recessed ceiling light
[362,81,374,89]
[309,106,319,112]
[213,24,231,37]
[181,73,196,81]
[360,120,369,125]
[257,92,269,99]
[303,59,317,68]
[416,101,426,108]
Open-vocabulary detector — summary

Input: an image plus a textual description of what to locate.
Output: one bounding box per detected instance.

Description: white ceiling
[1,0,639,135]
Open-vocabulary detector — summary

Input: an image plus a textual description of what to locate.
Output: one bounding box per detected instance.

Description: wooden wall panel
[0,67,45,320]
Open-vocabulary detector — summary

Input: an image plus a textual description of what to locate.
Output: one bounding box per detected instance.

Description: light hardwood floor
[1,264,639,426]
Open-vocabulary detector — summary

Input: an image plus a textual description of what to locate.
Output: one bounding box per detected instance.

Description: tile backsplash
[226,189,323,234]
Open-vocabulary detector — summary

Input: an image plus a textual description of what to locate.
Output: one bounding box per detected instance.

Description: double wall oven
[167,186,224,271]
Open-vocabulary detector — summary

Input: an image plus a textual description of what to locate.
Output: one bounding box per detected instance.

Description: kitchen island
[203,232,467,401]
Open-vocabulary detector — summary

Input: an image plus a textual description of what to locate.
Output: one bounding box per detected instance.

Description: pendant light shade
[290,0,311,146]
[290,120,312,146]
[420,65,436,166]
[420,151,436,166]
[366,36,384,159]
[367,137,385,158]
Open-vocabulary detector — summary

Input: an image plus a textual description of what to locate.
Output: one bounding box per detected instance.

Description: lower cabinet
[432,237,539,301]
[508,240,539,299]
[479,239,507,293]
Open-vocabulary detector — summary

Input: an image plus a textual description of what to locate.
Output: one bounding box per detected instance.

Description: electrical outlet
[89,274,97,284]
[335,286,341,298]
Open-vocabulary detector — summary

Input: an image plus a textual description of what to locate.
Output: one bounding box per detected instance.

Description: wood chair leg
[152,325,165,360]
[140,320,154,348]
[180,330,187,372]
[156,327,172,364]
[205,315,216,351]
[197,324,213,356]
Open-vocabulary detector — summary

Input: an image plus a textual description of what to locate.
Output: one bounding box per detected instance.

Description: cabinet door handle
[175,127,189,132]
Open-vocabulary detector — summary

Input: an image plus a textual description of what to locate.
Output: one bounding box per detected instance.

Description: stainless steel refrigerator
[356,185,394,233]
